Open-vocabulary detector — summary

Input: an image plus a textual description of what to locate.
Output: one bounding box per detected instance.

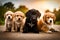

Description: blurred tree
[0,1,2,6]
[0,6,5,25]
[3,2,15,12]
[16,5,28,13]
[53,8,60,21]
[53,8,57,13]
[56,9,60,21]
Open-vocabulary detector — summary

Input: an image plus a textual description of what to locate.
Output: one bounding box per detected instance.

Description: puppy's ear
[21,13,25,19]
[23,15,25,19]
[36,10,41,18]
[25,10,30,17]
[43,15,46,22]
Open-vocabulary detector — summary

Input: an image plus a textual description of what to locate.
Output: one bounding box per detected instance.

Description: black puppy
[23,9,41,33]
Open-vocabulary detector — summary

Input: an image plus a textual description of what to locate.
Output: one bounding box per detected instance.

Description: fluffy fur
[23,9,41,33]
[37,12,59,33]
[14,11,25,32]
[4,11,14,32]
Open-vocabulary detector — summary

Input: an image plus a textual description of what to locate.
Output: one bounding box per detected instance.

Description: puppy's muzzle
[33,17,36,20]
[8,16,10,19]
[50,20,52,23]
[48,18,53,23]
[18,18,20,21]
[32,15,36,20]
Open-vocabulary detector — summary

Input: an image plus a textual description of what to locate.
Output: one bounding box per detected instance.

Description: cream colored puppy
[4,11,14,32]
[14,11,25,32]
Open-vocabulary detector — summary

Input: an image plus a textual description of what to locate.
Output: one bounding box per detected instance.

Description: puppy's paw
[55,29,60,32]
[5,30,11,32]
[5,30,8,32]
[46,31,52,33]
[20,29,23,33]
[11,30,15,32]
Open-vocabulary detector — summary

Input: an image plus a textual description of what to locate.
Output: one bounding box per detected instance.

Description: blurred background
[0,0,60,25]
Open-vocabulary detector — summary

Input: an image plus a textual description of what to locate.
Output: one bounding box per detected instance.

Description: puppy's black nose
[18,18,20,20]
[50,20,52,23]
[8,16,10,19]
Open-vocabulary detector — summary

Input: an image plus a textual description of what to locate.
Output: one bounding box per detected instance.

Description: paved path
[0,25,60,40]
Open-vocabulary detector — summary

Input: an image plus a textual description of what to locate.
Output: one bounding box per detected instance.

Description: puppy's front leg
[14,22,16,32]
[20,21,25,33]
[11,23,15,32]
[41,25,52,33]
[20,24,23,33]
[15,25,18,32]
[5,24,8,32]
[50,28,60,32]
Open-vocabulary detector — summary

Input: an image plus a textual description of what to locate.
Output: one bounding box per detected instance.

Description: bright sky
[0,0,60,18]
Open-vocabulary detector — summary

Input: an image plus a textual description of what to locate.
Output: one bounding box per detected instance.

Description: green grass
[55,21,60,25]
[0,20,4,25]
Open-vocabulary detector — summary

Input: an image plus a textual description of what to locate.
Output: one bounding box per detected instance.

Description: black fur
[23,9,41,33]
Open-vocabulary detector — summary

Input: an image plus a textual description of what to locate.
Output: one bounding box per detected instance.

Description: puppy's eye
[47,17,49,18]
[21,16,23,17]
[10,14,12,16]
[7,14,9,15]
[21,16,24,18]
[17,15,19,17]
[51,17,53,18]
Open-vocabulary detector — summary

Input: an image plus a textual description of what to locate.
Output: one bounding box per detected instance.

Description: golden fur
[14,11,25,32]
[37,12,57,33]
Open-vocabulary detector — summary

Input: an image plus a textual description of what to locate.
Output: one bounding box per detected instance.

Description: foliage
[53,8,60,21]
[55,21,60,25]
[15,5,28,14]
[0,6,5,25]
[3,2,14,10]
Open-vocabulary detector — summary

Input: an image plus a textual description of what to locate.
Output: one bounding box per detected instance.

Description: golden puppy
[14,11,25,32]
[4,11,14,32]
[37,12,58,33]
